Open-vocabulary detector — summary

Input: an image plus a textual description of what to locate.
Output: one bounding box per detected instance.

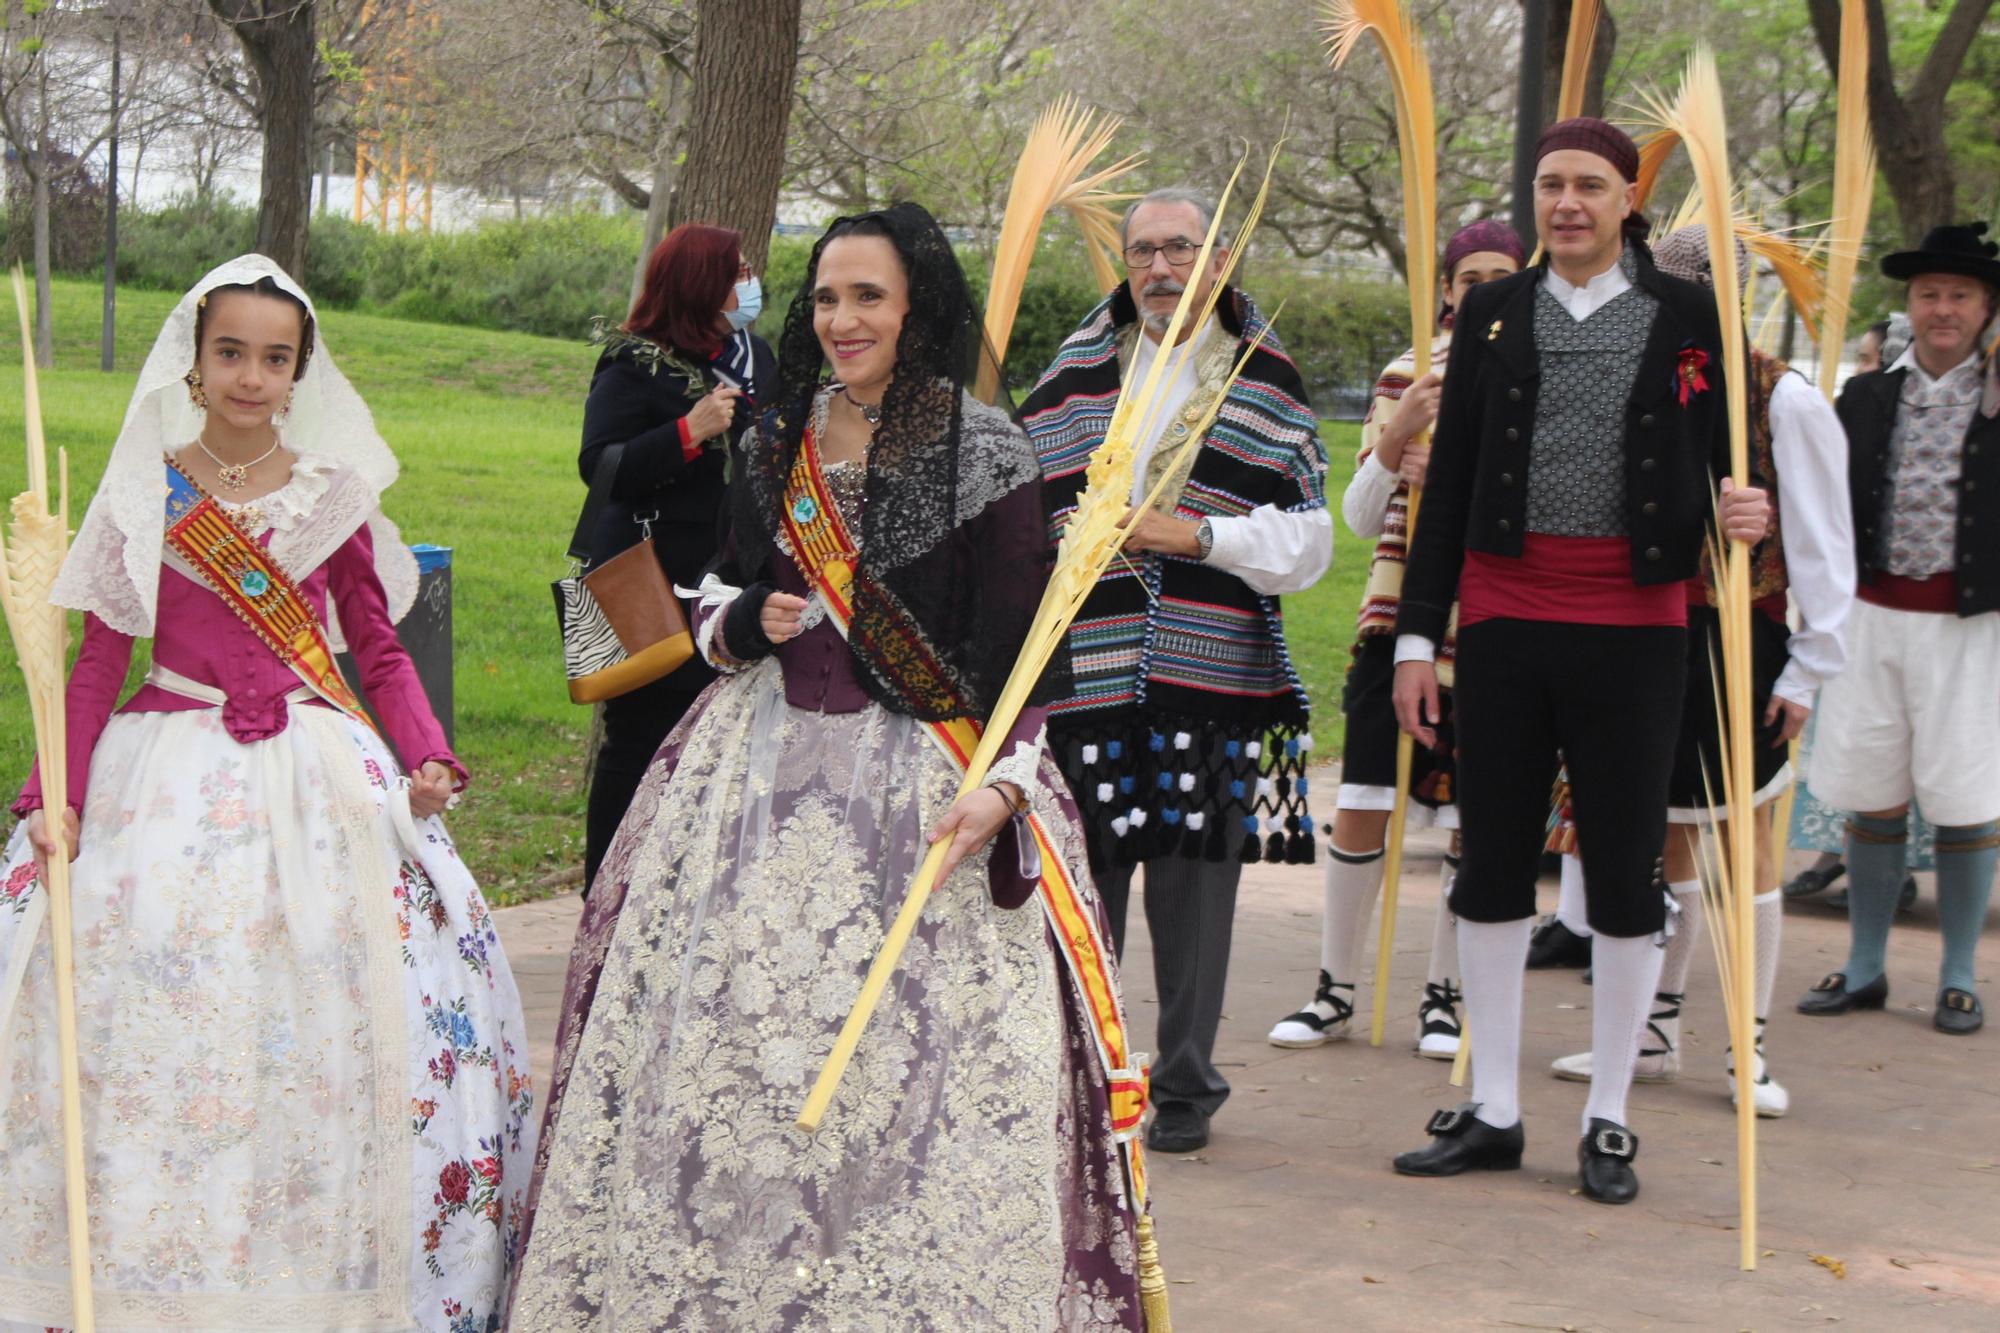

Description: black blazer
[1836,365,2000,618]
[1397,246,1737,646]
[577,332,777,689]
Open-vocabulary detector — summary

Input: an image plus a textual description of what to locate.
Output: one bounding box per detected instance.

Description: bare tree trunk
[1806,0,1997,244]
[31,161,52,370]
[631,68,688,308]
[670,0,803,271]
[209,0,317,279]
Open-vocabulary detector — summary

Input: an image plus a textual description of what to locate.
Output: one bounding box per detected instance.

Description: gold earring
[185,368,208,410]
[274,388,294,427]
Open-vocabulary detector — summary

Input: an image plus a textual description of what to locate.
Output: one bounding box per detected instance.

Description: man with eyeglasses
[1021,185,1331,1155]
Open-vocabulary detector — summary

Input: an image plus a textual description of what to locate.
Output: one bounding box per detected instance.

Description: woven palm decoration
[1,268,95,1329]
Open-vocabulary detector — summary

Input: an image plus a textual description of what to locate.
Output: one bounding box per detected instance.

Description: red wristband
[677,416,701,463]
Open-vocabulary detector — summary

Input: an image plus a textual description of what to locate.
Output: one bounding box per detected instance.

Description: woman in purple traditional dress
[510,204,1146,1329]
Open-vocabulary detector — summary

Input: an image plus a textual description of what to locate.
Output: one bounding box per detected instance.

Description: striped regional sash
[779,431,1154,1207]
[163,459,379,736]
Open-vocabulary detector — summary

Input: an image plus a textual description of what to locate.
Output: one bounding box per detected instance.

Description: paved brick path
[496,821,1999,1331]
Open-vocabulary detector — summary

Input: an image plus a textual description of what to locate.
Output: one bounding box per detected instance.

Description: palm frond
[1819,0,1876,399]
[1631,50,1761,1272]
[977,98,1145,401]
[1555,0,1603,122]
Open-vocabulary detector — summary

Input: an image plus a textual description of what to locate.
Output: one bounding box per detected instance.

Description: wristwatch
[1194,518,1215,562]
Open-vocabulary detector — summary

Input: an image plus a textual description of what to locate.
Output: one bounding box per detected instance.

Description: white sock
[1753,889,1782,1022]
[1583,931,1668,1132]
[1321,843,1386,983]
[1458,916,1532,1130]
[1557,853,1594,937]
[1651,880,1703,1051]
[1427,855,1461,988]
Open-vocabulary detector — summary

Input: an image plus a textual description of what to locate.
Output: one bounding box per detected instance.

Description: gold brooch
[1487,320,1503,341]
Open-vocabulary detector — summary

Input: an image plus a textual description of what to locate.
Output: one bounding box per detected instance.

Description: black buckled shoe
[1796,971,1888,1016]
[1935,988,1984,1036]
[1527,916,1593,969]
[1145,1102,1210,1154]
[1578,1118,1640,1204]
[1393,1105,1524,1177]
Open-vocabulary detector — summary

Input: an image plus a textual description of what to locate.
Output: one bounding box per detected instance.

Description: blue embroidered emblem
[791,495,819,525]
[239,570,270,597]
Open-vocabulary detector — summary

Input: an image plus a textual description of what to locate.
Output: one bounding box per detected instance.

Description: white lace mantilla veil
[50,252,420,640]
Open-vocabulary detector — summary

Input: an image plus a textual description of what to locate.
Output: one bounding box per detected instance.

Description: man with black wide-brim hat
[1799,221,2000,1036]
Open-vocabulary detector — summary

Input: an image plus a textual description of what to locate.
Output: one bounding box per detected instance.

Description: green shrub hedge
[16,199,1404,411]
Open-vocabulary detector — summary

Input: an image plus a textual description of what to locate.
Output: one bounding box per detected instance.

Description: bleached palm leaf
[1555,0,1603,122]
[1,267,95,1329]
[1631,50,1762,1273]
[977,97,1145,401]
[1819,0,1876,399]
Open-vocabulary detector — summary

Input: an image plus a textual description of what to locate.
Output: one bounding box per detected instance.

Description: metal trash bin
[337,543,455,747]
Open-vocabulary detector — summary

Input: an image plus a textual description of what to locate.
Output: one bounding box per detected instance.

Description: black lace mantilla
[731,202,1064,722]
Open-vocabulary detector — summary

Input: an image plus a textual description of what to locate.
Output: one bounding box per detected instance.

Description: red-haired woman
[578,223,775,889]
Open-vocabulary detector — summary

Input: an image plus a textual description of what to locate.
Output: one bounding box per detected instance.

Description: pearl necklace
[195,433,281,490]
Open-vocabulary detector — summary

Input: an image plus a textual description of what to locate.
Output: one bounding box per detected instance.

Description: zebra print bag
[554,443,695,704]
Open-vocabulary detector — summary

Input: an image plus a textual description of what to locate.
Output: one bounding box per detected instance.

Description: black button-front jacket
[1397,245,1737,647]
[578,332,778,692]
[1835,365,2000,618]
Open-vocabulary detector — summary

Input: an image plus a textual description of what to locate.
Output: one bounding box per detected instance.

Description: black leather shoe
[1935,988,1984,1035]
[1146,1103,1210,1154]
[1578,1118,1640,1204]
[1825,877,1918,914]
[1782,858,1845,900]
[1796,971,1888,1016]
[1393,1105,1524,1176]
[1527,917,1593,970]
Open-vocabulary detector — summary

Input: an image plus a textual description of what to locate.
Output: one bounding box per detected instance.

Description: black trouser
[1450,618,1687,938]
[584,678,704,892]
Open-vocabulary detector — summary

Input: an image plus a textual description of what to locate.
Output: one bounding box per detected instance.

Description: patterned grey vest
[1526,256,1660,537]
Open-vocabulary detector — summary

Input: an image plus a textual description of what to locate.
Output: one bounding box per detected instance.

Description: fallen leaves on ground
[1810,1253,1848,1279]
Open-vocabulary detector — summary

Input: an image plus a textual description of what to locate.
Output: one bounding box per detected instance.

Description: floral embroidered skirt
[511,659,1142,1331]
[0,705,536,1332]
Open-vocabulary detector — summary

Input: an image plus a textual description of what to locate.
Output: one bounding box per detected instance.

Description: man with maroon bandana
[1387,118,1770,1205]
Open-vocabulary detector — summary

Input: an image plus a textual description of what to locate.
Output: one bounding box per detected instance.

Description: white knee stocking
[1427,854,1461,987]
[1583,931,1667,1132]
[1321,844,1386,983]
[1458,916,1532,1129]
[1557,852,1594,937]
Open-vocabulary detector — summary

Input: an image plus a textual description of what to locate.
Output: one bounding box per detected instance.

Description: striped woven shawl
[1021,285,1327,865]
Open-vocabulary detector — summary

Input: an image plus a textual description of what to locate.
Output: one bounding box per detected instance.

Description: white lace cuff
[677,573,747,671]
[983,733,1045,808]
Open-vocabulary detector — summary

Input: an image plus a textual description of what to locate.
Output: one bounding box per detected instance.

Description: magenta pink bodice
[14,520,460,817]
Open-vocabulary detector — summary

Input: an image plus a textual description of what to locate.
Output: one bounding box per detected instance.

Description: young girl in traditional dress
[0,255,535,1332]
[511,204,1148,1329]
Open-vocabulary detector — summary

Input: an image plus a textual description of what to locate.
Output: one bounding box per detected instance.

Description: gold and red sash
[163,459,378,736]
[779,431,1152,1207]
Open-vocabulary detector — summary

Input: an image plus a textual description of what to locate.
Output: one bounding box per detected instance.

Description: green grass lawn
[1,275,1369,902]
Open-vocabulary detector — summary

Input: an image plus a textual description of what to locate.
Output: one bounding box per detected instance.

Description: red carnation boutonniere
[1674,343,1711,408]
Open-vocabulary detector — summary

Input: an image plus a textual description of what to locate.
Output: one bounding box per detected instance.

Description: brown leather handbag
[553,443,695,703]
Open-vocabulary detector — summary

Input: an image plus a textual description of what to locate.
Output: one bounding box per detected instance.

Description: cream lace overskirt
[511,659,1140,1330]
[0,707,535,1332]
